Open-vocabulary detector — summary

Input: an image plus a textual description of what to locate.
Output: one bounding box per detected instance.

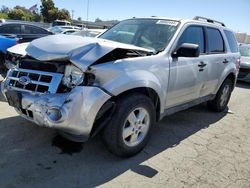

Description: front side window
[177,26,205,53]
[0,24,22,34]
[206,28,224,53]
[99,19,179,53]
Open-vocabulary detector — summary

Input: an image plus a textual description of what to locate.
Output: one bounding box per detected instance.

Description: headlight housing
[62,64,84,88]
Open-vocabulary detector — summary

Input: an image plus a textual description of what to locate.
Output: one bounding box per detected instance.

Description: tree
[95,18,102,22]
[40,0,56,22]
[0,5,10,14]
[57,9,71,21]
[77,17,82,21]
[8,7,34,21]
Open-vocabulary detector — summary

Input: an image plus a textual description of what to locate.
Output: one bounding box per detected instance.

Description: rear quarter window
[224,30,239,53]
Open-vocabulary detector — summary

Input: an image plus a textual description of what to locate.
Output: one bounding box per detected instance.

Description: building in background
[236,32,250,44]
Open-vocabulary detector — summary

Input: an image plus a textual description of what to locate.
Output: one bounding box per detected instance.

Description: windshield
[99,19,179,53]
[240,46,250,57]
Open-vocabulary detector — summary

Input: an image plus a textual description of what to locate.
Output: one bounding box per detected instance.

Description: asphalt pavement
[0,76,250,188]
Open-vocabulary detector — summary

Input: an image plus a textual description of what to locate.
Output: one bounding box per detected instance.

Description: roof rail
[193,16,226,27]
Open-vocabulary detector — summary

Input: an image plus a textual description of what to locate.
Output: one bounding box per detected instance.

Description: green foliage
[1,1,71,23]
[40,0,56,22]
[0,12,8,19]
[40,0,71,22]
[8,7,34,21]
[57,9,71,21]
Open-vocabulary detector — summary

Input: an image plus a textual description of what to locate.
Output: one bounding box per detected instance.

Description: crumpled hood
[8,42,29,56]
[26,34,152,71]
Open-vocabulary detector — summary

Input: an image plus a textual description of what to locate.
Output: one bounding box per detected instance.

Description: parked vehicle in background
[238,44,250,81]
[0,35,19,75]
[1,16,240,157]
[72,29,107,37]
[48,26,80,34]
[61,29,79,35]
[0,22,53,43]
[52,20,71,27]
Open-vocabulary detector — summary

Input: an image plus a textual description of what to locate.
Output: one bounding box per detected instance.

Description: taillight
[236,59,240,71]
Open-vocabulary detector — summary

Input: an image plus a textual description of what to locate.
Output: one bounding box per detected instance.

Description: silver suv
[1,16,240,157]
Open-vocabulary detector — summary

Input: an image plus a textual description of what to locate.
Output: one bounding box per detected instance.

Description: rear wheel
[102,93,156,158]
[207,79,233,112]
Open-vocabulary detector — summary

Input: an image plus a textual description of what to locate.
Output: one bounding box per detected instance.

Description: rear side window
[178,26,205,53]
[24,25,49,34]
[206,28,224,53]
[224,30,238,53]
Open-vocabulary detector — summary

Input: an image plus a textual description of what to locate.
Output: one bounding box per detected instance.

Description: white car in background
[238,44,250,81]
[72,29,107,37]
[48,26,80,34]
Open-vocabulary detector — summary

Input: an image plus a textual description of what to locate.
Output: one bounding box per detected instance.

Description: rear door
[21,25,51,42]
[202,27,238,96]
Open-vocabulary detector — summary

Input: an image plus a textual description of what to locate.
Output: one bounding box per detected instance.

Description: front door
[166,25,206,108]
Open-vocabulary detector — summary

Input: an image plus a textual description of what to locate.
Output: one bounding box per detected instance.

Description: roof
[129,16,227,29]
[0,22,45,29]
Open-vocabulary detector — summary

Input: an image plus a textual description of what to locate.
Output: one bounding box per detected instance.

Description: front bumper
[1,81,112,141]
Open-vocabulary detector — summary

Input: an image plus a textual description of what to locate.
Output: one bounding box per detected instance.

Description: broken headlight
[62,65,84,88]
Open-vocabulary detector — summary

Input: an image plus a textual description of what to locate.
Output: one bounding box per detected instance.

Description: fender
[215,63,237,93]
[93,66,167,114]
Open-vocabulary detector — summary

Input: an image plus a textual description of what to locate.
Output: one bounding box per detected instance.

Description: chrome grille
[6,68,63,94]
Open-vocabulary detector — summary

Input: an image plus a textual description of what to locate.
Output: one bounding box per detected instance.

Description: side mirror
[172,43,200,58]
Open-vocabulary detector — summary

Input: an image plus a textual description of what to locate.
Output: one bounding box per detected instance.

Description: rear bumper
[1,81,112,141]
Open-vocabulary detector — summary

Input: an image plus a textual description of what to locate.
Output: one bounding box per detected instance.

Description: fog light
[46,107,62,122]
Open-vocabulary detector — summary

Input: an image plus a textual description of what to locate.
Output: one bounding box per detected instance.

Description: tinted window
[224,30,238,53]
[178,26,204,53]
[0,24,22,34]
[24,25,49,34]
[206,28,224,53]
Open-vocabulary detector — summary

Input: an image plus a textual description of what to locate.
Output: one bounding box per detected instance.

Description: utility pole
[86,0,89,28]
[71,10,74,20]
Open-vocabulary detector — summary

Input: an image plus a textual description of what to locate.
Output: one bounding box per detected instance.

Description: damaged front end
[1,35,151,141]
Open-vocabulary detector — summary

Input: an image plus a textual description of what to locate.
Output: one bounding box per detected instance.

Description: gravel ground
[0,76,250,188]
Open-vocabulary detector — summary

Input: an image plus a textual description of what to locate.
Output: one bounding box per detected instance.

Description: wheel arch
[90,86,162,138]
[216,71,237,94]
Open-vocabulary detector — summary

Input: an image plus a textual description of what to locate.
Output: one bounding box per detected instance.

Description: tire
[102,93,156,158]
[207,79,233,112]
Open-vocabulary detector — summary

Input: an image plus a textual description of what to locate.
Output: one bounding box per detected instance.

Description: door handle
[198,61,207,68]
[223,59,229,64]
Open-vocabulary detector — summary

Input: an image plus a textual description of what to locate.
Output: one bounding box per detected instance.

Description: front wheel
[102,93,156,158]
[207,79,233,112]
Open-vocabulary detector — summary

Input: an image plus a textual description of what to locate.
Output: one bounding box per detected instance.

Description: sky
[1,0,250,33]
